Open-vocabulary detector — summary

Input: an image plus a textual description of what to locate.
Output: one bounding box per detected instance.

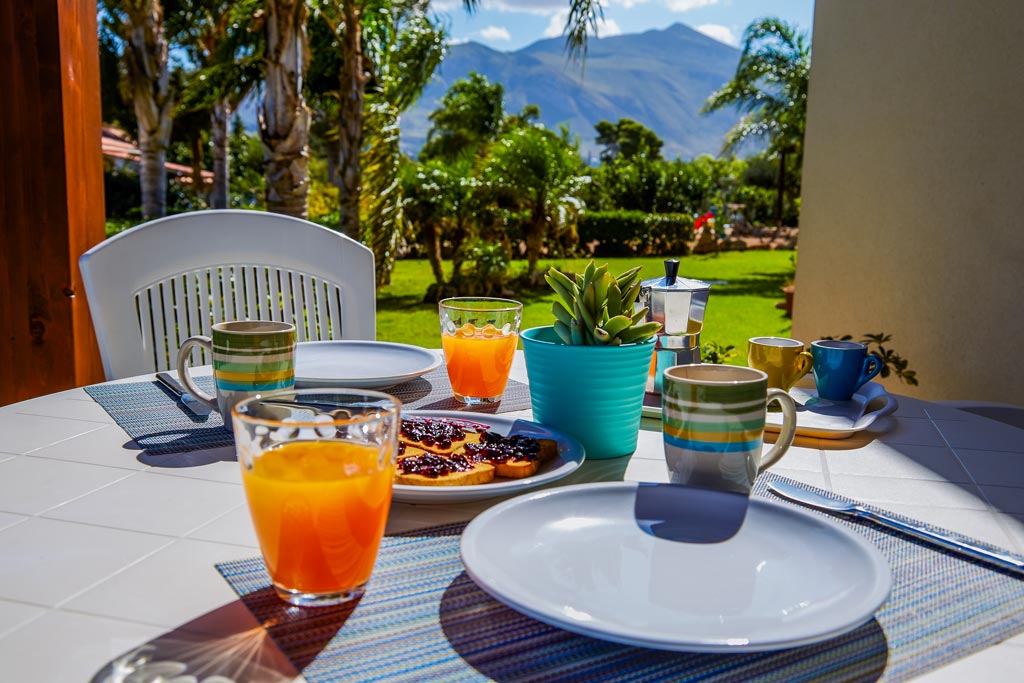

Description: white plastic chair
[80,210,375,380]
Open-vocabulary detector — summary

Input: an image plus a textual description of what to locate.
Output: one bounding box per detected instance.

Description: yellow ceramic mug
[747,337,813,391]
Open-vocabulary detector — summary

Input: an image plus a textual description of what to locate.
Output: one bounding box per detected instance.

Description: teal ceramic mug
[661,365,797,495]
[811,340,884,401]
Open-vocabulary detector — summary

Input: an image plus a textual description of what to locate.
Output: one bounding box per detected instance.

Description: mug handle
[858,353,885,388]
[793,350,813,383]
[175,336,219,411]
[758,389,797,473]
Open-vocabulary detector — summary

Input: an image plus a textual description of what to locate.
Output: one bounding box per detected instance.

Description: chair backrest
[80,210,375,379]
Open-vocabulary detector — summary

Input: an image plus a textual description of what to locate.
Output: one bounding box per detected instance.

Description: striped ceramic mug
[177,321,296,428]
[662,364,797,495]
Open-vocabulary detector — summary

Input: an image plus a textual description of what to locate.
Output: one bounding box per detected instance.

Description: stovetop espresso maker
[638,258,712,394]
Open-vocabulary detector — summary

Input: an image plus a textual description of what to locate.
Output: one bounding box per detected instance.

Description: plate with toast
[392,411,586,503]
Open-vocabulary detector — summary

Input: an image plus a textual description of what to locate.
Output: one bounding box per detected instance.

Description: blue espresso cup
[811,340,884,401]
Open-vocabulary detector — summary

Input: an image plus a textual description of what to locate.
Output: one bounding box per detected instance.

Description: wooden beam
[0,0,106,406]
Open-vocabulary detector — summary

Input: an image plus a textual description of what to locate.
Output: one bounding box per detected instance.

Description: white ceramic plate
[642,381,898,439]
[461,482,892,652]
[294,341,441,390]
[392,411,585,504]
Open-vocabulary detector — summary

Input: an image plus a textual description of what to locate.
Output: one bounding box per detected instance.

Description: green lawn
[376,251,795,364]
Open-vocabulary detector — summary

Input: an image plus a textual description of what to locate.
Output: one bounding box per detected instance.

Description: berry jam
[397,453,476,478]
[400,417,486,450]
[464,432,541,464]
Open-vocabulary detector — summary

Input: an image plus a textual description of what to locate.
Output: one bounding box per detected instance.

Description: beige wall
[793,0,1024,403]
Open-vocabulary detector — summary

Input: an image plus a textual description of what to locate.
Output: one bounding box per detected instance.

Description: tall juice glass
[439,297,522,404]
[232,389,399,607]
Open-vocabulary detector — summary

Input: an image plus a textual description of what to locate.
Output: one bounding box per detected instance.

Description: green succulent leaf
[553,320,572,344]
[552,301,574,327]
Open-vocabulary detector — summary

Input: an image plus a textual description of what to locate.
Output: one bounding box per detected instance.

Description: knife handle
[156,372,187,397]
[858,507,1024,576]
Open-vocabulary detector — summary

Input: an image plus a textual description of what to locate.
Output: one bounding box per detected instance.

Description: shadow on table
[89,594,352,683]
[438,571,889,682]
[136,437,237,468]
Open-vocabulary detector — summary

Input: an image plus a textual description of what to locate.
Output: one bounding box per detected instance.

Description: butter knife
[768,480,1024,577]
[156,372,212,416]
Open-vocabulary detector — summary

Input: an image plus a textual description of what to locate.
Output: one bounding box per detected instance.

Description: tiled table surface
[0,357,1022,682]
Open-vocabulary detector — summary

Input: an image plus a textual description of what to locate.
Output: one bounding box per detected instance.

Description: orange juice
[241,440,394,596]
[442,324,518,399]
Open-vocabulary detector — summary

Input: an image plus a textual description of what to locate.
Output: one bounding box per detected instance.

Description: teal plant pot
[521,326,656,459]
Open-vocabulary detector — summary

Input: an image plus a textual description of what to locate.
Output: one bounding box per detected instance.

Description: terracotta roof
[102,125,213,184]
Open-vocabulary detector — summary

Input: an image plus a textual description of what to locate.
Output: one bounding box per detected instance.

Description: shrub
[580,211,693,257]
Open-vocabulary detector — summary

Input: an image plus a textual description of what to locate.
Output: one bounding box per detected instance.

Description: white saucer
[766,381,898,438]
[461,482,891,652]
[294,341,441,390]
[393,411,585,504]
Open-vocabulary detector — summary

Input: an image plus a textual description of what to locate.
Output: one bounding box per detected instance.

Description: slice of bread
[400,416,488,455]
[394,452,495,486]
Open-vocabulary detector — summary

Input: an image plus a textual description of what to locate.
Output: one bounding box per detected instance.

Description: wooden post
[0,0,106,405]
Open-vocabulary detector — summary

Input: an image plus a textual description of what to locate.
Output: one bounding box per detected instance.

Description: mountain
[401,23,744,161]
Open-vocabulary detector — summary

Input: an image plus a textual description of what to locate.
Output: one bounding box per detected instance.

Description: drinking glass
[439,297,522,404]
[232,389,400,607]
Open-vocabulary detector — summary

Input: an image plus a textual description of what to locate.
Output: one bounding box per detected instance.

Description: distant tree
[594,118,663,163]
[702,17,810,230]
[361,1,446,285]
[482,125,586,274]
[170,0,263,209]
[101,0,176,219]
[420,73,505,162]
[260,0,312,218]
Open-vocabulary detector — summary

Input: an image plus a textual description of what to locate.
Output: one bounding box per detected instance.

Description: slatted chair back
[80,210,375,379]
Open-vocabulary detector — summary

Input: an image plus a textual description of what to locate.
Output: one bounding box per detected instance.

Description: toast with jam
[395,416,559,486]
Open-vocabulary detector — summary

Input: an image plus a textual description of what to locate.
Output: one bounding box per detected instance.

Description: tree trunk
[189,131,204,192]
[775,148,788,237]
[126,1,174,219]
[137,127,169,218]
[423,221,445,284]
[211,99,230,209]
[261,0,311,219]
[525,201,546,274]
[334,0,366,240]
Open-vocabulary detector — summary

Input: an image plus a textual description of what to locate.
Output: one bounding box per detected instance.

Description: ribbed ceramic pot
[521,326,656,459]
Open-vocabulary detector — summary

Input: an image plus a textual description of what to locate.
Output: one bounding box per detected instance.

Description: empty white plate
[294,341,441,390]
[461,482,891,652]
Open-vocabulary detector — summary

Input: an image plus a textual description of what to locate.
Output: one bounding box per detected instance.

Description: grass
[377,251,795,364]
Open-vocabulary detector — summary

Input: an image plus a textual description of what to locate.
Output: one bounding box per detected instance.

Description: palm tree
[102,0,176,219]
[172,0,263,209]
[483,125,586,275]
[702,17,810,231]
[360,2,446,285]
[262,0,312,218]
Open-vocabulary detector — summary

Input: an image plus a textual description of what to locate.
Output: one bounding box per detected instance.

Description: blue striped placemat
[84,368,532,456]
[216,473,1024,682]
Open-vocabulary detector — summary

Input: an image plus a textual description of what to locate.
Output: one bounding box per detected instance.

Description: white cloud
[665,0,718,13]
[695,23,738,46]
[480,25,513,42]
[544,11,621,38]
[490,0,566,17]
[598,18,623,37]
[448,36,471,45]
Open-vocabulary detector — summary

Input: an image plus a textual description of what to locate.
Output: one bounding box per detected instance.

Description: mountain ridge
[401,22,743,161]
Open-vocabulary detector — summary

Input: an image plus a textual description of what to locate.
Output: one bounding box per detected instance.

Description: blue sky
[436,0,815,51]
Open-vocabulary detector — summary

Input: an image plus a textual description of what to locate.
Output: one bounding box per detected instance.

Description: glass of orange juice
[439,297,522,404]
[231,389,399,607]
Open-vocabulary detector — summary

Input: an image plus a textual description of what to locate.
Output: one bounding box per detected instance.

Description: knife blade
[156,372,213,416]
[768,480,1024,577]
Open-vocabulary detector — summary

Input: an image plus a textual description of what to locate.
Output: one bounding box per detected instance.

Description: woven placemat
[85,368,531,456]
[216,472,1024,682]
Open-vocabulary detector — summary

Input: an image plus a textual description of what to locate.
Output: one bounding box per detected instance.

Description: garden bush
[580,211,693,257]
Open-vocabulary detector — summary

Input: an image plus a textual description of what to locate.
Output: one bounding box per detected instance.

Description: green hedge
[580,211,694,257]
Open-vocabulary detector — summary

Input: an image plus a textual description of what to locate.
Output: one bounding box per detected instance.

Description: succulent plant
[545,261,662,346]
